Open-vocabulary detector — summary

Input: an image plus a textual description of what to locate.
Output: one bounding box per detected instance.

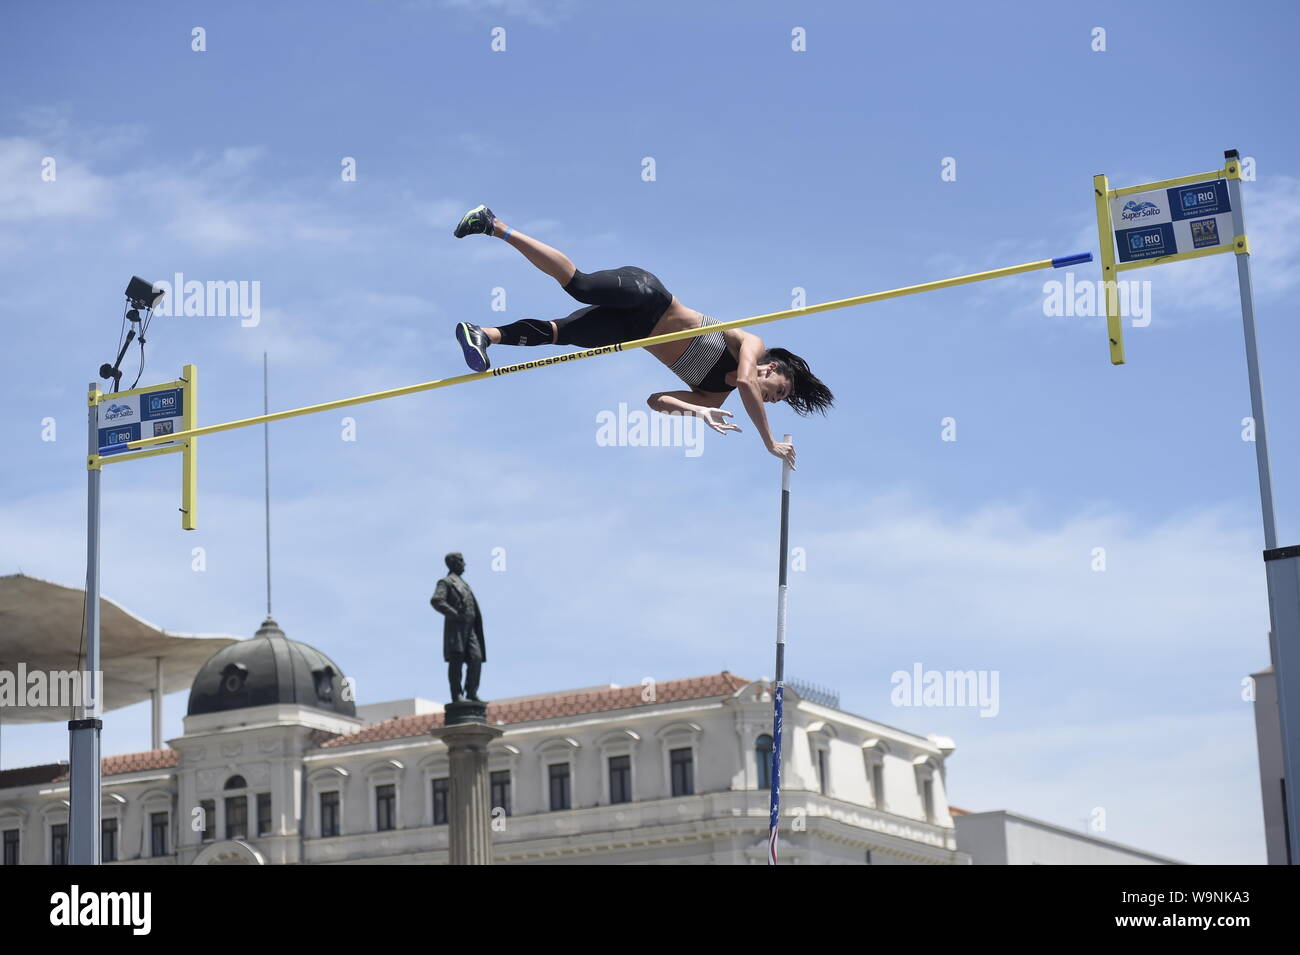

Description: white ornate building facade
[0,619,967,865]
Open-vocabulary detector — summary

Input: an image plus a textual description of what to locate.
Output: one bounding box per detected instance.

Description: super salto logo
[101,402,134,421]
[49,886,152,935]
[1119,199,1162,221]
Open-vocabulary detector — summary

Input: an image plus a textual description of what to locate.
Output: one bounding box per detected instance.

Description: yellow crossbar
[118,254,1083,452]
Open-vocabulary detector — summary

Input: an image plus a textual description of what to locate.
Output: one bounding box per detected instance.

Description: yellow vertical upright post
[1093,174,1124,365]
[181,363,197,530]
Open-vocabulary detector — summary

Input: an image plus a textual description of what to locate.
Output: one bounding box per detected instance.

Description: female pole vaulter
[450,205,832,469]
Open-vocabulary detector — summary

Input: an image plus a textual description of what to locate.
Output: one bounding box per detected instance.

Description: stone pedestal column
[429,703,502,865]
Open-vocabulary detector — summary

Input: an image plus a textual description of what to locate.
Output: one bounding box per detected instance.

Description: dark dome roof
[187,617,356,718]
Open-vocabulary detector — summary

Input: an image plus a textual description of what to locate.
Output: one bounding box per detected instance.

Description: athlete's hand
[702,408,741,435]
[768,440,796,470]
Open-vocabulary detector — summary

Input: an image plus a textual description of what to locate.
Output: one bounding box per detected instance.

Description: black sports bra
[668,315,738,393]
[697,344,738,393]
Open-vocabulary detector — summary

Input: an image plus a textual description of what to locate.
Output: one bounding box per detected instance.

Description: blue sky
[2,0,1298,863]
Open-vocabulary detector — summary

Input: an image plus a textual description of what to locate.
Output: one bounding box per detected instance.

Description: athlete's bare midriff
[645,296,706,366]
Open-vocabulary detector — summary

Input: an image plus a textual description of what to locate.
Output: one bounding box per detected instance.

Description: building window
[101,818,118,863]
[200,799,216,841]
[670,747,694,797]
[817,748,830,795]
[756,734,774,790]
[608,755,631,804]
[224,796,248,840]
[51,823,67,865]
[490,771,512,817]
[376,783,396,831]
[312,666,337,704]
[224,774,247,790]
[3,829,18,865]
[870,763,885,809]
[257,793,272,837]
[548,763,571,811]
[149,812,168,857]
[922,777,935,823]
[432,779,448,826]
[320,791,340,837]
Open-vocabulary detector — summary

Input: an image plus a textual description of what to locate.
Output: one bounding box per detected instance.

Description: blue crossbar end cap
[1051,252,1093,268]
[98,443,128,455]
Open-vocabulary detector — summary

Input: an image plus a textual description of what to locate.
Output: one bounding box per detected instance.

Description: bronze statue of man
[430,552,485,703]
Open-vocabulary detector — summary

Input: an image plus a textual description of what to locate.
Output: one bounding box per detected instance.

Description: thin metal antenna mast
[264,352,272,619]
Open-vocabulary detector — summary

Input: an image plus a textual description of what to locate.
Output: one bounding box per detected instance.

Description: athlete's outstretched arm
[734,334,795,467]
[647,390,739,435]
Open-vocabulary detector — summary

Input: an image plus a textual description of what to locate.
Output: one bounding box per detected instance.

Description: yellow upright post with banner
[1093,153,1246,365]
[88,364,199,530]
[1096,148,1300,864]
[180,364,197,530]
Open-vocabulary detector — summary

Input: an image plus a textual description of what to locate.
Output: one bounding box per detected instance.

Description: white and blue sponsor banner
[1111,177,1234,263]
[96,384,184,455]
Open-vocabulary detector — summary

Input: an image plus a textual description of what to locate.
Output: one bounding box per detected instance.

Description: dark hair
[761,348,833,416]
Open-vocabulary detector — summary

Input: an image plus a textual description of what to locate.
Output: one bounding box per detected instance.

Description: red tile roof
[320,671,754,749]
[0,749,179,790]
[0,673,756,787]
[100,749,179,777]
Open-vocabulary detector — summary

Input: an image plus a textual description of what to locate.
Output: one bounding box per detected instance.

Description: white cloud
[217,306,344,367]
[0,137,112,221]
[1244,174,1300,298]
[954,709,1263,863]
[360,291,437,315]
[410,197,474,229]
[793,489,1266,654]
[453,132,504,157]
[138,162,358,254]
[435,0,578,27]
[218,146,268,174]
[0,133,368,254]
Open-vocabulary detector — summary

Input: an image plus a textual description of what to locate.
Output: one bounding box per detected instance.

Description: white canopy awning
[0,573,239,724]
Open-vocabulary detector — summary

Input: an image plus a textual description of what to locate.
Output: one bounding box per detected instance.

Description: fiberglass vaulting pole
[768,434,792,865]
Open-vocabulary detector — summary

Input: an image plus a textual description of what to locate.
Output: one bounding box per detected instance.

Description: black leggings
[552,266,673,347]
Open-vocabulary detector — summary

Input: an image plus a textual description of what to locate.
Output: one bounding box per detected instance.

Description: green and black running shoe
[453,204,497,238]
[455,322,492,371]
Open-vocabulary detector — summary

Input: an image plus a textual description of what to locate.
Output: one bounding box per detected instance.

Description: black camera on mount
[125,276,165,311]
[100,276,167,391]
